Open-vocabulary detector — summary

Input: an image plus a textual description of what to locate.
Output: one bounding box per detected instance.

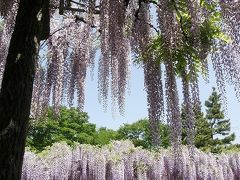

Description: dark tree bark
[0,0,49,179]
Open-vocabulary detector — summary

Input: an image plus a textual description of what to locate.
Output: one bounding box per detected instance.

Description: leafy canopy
[27,107,96,152]
[117,119,170,149]
[27,108,170,152]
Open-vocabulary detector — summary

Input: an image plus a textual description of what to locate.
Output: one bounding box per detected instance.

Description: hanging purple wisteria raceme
[0,0,240,147]
[21,141,240,180]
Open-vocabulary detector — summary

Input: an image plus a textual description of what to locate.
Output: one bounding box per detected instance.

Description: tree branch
[50,4,100,15]
[69,0,85,7]
[148,0,161,9]
[40,22,74,49]
[59,0,64,15]
[75,15,98,28]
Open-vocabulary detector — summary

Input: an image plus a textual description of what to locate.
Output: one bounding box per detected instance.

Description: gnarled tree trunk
[0,0,49,179]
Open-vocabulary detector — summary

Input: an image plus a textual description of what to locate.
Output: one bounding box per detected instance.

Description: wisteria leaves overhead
[0,0,240,147]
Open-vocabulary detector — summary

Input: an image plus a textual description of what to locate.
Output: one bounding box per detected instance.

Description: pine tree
[181,105,212,150]
[194,109,212,151]
[205,87,235,153]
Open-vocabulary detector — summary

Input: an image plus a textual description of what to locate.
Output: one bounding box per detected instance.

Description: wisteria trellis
[0,0,239,147]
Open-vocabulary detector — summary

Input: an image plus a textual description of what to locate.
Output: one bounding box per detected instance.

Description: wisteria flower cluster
[21,140,240,180]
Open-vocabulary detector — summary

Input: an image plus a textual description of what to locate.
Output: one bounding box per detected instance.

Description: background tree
[27,111,169,151]
[194,109,212,151]
[182,88,235,153]
[181,105,212,151]
[27,107,96,152]
[205,87,235,153]
[27,105,237,153]
[117,119,170,149]
[94,127,119,146]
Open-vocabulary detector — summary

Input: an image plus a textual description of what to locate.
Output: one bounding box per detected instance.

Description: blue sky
[84,61,240,144]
